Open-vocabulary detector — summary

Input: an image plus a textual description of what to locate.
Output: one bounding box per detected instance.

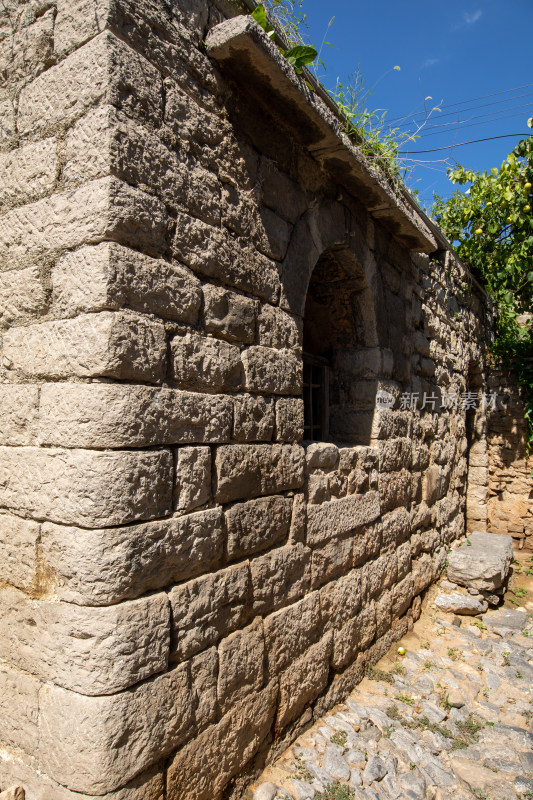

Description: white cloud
[423,57,440,68]
[463,9,483,24]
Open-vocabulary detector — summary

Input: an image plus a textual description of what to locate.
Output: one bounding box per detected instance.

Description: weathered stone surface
[0,447,173,527]
[306,492,380,546]
[483,607,528,631]
[226,495,292,560]
[0,513,39,593]
[52,242,201,323]
[3,312,166,381]
[0,266,46,329]
[202,284,256,343]
[168,563,251,661]
[434,593,487,616]
[175,447,211,512]
[0,138,56,211]
[0,5,54,86]
[320,570,363,631]
[215,444,304,503]
[41,508,224,606]
[276,397,304,442]
[18,31,163,135]
[306,442,339,471]
[173,210,280,302]
[0,786,25,800]
[217,617,264,713]
[277,634,333,729]
[0,750,164,800]
[0,177,168,267]
[166,681,277,800]
[39,384,232,447]
[39,662,195,794]
[0,385,39,445]
[171,331,242,391]
[242,346,302,395]
[0,587,170,695]
[257,304,301,350]
[447,532,514,591]
[0,663,40,754]
[233,393,275,442]
[251,542,311,614]
[263,592,321,676]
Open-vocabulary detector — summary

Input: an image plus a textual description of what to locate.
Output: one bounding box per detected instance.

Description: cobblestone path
[247,565,533,800]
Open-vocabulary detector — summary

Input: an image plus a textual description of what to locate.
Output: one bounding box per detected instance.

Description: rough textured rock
[435,592,488,615]
[447,532,514,591]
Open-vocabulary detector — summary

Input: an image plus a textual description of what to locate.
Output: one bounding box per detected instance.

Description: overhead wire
[399,133,531,154]
[392,92,533,130]
[404,110,533,139]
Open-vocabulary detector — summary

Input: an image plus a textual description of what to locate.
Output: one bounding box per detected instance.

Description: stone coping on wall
[206,15,438,254]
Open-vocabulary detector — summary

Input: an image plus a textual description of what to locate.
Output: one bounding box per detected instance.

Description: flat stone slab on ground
[434,592,487,615]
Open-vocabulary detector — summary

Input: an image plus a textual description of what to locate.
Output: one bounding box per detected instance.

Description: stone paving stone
[245,579,533,800]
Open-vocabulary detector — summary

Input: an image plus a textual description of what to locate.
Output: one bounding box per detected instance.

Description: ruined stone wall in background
[0,2,498,799]
[487,368,531,549]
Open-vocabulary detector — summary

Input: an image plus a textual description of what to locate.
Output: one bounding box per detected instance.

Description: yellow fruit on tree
[524,204,531,212]
[475,228,483,235]
[525,182,532,190]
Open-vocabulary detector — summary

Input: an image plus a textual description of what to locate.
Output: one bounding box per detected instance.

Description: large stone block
[166,681,277,800]
[52,242,201,323]
[257,304,301,350]
[0,266,46,329]
[168,563,251,662]
[0,663,40,754]
[276,634,333,730]
[0,138,56,212]
[173,211,280,302]
[263,592,321,676]
[275,397,304,443]
[0,587,170,695]
[174,447,211,512]
[18,31,163,135]
[330,603,377,671]
[379,468,412,513]
[171,331,242,392]
[0,447,173,527]
[306,491,380,546]
[0,513,39,593]
[0,6,54,88]
[3,312,167,381]
[250,542,311,615]
[217,617,265,713]
[311,534,355,590]
[0,750,165,800]
[320,569,363,631]
[215,444,304,503]
[225,495,292,560]
[39,384,232,448]
[39,662,195,794]
[41,508,225,605]
[242,346,302,395]
[0,177,168,267]
[447,531,514,591]
[0,385,39,445]
[202,284,256,344]
[232,393,275,442]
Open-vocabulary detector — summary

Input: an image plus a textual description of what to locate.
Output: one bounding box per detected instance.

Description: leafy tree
[433,121,533,448]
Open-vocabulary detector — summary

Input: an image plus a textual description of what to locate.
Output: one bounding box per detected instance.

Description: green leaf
[283,45,318,68]
[251,4,273,33]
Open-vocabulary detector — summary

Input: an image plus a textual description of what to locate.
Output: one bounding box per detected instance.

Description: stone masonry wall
[0,2,497,799]
[486,368,532,548]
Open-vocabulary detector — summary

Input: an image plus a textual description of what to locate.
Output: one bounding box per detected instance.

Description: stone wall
[486,367,532,548]
[0,2,500,799]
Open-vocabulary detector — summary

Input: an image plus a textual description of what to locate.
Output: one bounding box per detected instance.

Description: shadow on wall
[302,244,380,445]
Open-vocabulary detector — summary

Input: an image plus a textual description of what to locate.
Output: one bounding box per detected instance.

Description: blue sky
[297,0,533,210]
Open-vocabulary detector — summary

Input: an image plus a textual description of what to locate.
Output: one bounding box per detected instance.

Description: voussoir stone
[0,586,170,695]
[0,446,173,527]
[447,532,514,591]
[40,507,225,605]
[38,383,232,447]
